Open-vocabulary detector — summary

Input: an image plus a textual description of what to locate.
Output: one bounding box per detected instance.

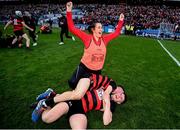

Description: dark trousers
[60,28,72,42]
[29,30,36,43]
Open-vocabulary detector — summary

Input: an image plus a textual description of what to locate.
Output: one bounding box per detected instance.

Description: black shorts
[68,62,101,89]
[14,30,24,37]
[66,100,85,118]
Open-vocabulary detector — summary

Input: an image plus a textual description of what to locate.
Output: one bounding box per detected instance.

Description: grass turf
[0,27,179,128]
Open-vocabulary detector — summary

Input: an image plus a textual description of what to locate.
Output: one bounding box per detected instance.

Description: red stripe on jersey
[13,18,23,31]
[102,76,108,88]
[14,27,23,31]
[82,98,88,113]
[97,75,103,89]
[94,90,101,110]
[91,74,97,90]
[87,91,93,111]
[104,79,112,90]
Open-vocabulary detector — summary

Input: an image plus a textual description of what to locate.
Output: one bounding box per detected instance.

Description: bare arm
[22,22,33,31]
[102,86,113,125]
[4,21,13,30]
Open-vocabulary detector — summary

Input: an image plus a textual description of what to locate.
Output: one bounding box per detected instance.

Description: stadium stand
[0,0,180,39]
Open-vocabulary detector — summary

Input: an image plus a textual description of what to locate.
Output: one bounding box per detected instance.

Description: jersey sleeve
[103,20,124,46]
[67,12,91,47]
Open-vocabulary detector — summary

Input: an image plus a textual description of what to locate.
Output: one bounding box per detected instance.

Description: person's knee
[23,34,30,41]
[42,115,51,124]
[71,90,84,100]
[69,114,87,129]
[75,93,84,100]
[26,38,30,42]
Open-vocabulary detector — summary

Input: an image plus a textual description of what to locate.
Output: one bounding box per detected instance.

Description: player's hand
[119,13,124,21]
[103,109,112,125]
[66,1,73,12]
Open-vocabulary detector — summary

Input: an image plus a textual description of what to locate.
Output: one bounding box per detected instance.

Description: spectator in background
[58,14,75,45]
[1,3,180,38]
[48,18,53,28]
[174,23,179,40]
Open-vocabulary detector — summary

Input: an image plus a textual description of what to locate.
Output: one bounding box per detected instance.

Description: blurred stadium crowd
[0,0,180,45]
[0,2,180,30]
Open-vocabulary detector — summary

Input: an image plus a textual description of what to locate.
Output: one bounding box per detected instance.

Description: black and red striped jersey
[81,74,117,113]
[11,16,24,31]
[89,73,116,91]
[81,88,104,113]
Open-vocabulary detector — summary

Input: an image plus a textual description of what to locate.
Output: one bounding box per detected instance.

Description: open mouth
[99,32,102,35]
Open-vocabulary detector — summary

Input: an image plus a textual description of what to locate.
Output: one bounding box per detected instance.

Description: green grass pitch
[0,27,180,128]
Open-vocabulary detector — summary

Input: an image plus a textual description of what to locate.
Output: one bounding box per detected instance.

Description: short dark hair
[88,23,96,34]
[117,84,127,104]
[87,22,100,34]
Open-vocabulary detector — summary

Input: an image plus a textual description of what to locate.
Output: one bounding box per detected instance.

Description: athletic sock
[45,98,55,107]
[49,91,56,98]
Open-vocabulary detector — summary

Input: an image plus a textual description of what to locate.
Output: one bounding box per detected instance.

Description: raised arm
[66,2,90,44]
[22,21,33,31]
[103,13,124,46]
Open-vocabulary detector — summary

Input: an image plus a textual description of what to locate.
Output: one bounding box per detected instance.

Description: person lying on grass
[35,73,125,112]
[31,75,126,129]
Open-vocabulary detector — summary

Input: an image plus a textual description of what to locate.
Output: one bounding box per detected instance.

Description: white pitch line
[157,40,180,67]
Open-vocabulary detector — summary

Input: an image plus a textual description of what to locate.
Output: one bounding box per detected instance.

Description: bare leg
[17,36,23,47]
[42,102,69,124]
[53,78,90,103]
[12,37,17,45]
[69,114,87,129]
[22,33,30,48]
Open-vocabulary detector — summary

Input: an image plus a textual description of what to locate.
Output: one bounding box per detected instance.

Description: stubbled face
[92,23,103,38]
[111,87,125,104]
